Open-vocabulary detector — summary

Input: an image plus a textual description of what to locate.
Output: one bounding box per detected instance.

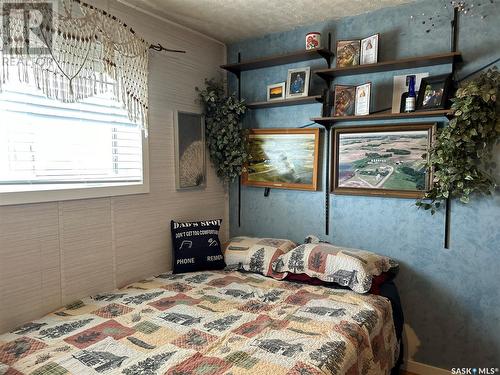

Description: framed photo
[243,128,320,191]
[334,85,356,117]
[332,123,436,198]
[336,40,360,68]
[267,82,286,101]
[286,67,310,98]
[416,74,453,111]
[174,110,206,190]
[360,34,379,65]
[355,82,371,116]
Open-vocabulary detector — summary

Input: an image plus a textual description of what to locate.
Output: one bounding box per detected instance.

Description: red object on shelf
[306,32,321,50]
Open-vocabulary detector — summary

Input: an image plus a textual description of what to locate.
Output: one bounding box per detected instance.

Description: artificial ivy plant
[417,68,500,213]
[196,79,248,183]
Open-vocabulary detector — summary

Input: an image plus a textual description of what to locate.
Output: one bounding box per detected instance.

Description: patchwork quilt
[0,271,398,375]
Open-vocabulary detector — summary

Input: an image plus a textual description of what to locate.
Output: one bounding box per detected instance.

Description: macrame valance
[0,0,150,133]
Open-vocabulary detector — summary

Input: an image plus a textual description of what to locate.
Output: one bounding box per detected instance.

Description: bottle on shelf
[404,75,416,112]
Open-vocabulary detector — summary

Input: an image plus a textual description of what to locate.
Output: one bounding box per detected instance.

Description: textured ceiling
[119,0,417,43]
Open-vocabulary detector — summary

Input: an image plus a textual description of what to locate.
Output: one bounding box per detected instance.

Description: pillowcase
[171,219,226,273]
[272,243,397,293]
[224,237,296,278]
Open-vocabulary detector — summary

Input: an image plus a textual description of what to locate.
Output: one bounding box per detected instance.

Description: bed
[0,270,400,375]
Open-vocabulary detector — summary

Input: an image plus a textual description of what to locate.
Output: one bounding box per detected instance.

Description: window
[0,80,149,205]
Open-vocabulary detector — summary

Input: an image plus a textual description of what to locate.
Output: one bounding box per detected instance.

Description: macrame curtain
[0,0,150,133]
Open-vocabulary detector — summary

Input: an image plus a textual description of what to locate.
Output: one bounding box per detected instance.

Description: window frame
[0,130,150,206]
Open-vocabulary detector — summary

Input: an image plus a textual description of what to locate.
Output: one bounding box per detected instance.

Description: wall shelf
[314,51,462,81]
[247,95,322,109]
[227,33,334,231]
[221,48,334,75]
[311,109,452,125]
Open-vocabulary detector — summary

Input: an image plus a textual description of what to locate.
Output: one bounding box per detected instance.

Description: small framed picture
[267,82,286,101]
[355,82,371,116]
[416,74,453,111]
[286,67,310,98]
[360,34,379,65]
[334,85,356,117]
[174,110,206,190]
[336,40,361,68]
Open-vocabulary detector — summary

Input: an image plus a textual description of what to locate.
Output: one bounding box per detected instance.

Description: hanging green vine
[417,68,500,213]
[196,79,248,183]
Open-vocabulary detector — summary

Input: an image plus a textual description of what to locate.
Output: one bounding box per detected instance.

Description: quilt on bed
[0,270,398,375]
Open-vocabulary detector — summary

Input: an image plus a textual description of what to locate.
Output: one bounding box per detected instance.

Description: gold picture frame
[243,128,320,191]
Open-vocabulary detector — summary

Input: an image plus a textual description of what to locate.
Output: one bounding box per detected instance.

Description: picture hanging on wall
[243,128,320,191]
[286,67,310,98]
[174,110,206,190]
[332,123,436,198]
[336,39,361,67]
[416,74,453,111]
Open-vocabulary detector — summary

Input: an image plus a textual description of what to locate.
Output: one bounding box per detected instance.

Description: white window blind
[0,80,144,195]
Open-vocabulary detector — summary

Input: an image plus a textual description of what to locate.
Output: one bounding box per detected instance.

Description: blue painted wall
[227,0,500,369]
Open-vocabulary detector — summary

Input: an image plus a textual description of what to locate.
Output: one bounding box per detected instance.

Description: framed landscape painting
[332,123,436,198]
[243,128,320,191]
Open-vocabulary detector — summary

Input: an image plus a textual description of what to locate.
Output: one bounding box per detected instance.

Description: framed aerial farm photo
[243,128,320,191]
[332,123,436,198]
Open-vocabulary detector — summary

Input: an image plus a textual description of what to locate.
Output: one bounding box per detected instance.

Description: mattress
[0,270,399,375]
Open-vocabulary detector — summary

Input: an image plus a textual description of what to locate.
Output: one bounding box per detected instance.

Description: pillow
[171,219,226,273]
[272,243,397,293]
[224,237,296,278]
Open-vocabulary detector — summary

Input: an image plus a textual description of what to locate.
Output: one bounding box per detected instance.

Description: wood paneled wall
[0,0,227,333]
